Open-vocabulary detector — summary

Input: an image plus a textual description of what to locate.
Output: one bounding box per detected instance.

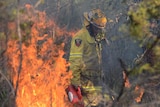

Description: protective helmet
[83,9,107,28]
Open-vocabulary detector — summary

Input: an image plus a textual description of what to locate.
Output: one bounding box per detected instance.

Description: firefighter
[69,9,111,107]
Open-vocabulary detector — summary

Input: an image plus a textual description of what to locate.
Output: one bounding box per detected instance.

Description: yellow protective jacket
[69,27,102,85]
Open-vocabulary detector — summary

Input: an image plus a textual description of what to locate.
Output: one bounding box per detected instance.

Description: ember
[134,85,144,103]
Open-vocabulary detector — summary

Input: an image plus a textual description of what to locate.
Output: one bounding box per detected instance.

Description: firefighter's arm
[69,37,83,86]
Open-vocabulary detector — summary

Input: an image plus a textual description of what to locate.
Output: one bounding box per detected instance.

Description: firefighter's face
[90,24,106,42]
[91,24,106,36]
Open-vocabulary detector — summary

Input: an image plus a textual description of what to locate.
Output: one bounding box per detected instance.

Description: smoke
[19,0,143,94]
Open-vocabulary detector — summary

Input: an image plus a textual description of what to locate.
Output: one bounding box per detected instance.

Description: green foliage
[128,0,160,74]
[20,21,33,46]
[128,0,160,39]
[133,63,154,75]
[0,32,5,40]
[154,45,160,56]
[0,0,17,21]
[11,34,18,40]
[0,90,7,101]
[0,32,6,54]
[153,45,160,72]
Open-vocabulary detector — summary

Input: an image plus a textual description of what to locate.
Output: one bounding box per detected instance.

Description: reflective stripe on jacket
[69,27,101,85]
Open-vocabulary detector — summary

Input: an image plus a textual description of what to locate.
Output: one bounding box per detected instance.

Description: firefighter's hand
[73,84,81,91]
[73,85,83,99]
[73,85,86,96]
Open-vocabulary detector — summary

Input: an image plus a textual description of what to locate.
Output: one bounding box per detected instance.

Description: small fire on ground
[6,4,73,107]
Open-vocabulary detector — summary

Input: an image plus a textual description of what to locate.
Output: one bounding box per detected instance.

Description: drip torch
[66,85,84,107]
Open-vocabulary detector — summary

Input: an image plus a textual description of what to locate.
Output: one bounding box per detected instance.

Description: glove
[71,85,82,98]
[73,84,87,97]
[73,84,80,90]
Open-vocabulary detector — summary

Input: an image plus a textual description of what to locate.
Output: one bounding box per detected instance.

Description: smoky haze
[19,0,143,93]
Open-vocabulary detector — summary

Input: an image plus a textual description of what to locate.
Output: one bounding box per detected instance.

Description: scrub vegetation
[0,0,160,107]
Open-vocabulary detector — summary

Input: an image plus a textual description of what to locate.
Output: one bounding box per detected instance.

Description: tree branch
[15,0,23,96]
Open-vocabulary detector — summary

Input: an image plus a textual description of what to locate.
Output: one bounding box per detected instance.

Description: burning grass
[6,4,73,107]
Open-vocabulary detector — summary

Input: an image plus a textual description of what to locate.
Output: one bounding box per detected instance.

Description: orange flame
[6,4,73,107]
[134,86,144,103]
[123,71,131,88]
